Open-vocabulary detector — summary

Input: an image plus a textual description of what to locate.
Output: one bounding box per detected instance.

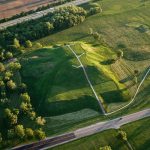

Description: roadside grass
[50,117,150,150]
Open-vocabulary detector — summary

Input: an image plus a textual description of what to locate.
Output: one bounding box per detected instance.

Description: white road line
[67,45,106,114]
[106,66,150,115]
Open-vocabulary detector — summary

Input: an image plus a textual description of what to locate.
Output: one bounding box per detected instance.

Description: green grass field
[50,117,150,150]
[20,0,150,140]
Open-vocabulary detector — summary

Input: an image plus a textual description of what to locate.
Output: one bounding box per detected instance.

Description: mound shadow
[101,90,125,103]
[39,96,102,116]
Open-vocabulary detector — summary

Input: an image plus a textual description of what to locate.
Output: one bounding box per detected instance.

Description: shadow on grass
[101,90,125,103]
[119,75,133,83]
[100,59,116,65]
[40,96,102,116]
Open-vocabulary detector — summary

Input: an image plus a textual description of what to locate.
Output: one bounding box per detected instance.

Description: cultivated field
[0,0,55,19]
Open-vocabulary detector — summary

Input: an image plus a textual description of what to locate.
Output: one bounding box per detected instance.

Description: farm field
[0,0,55,19]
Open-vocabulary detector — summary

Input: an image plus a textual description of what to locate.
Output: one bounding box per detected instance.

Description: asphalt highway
[12,108,150,150]
[0,0,90,30]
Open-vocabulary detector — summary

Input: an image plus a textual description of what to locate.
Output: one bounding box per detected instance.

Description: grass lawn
[20,0,150,141]
[50,117,150,150]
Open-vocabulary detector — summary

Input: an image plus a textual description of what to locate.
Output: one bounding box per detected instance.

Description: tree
[20,93,30,103]
[25,128,34,138]
[25,40,32,48]
[4,108,18,125]
[117,50,124,60]
[0,63,5,72]
[28,111,36,120]
[36,116,46,126]
[34,42,43,48]
[0,80,4,87]
[13,38,20,48]
[134,70,139,76]
[15,125,25,139]
[7,80,16,90]
[35,128,46,140]
[6,52,13,59]
[9,62,21,71]
[89,28,93,35]
[4,71,13,81]
[20,102,32,113]
[134,70,139,84]
[93,32,100,40]
[118,130,127,141]
[99,146,112,150]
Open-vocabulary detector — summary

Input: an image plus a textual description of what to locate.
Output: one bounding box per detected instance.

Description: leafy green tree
[35,128,46,140]
[118,130,127,141]
[25,40,32,48]
[15,125,25,139]
[4,71,13,81]
[9,62,21,71]
[34,42,43,48]
[93,32,100,40]
[25,128,34,138]
[36,116,46,126]
[117,50,124,60]
[0,63,5,72]
[13,38,20,48]
[6,52,13,59]
[99,146,112,150]
[0,80,5,87]
[28,111,36,120]
[4,108,18,125]
[7,80,17,90]
[20,93,30,103]
[20,102,32,113]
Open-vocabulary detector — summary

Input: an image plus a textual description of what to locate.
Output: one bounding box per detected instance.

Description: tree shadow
[119,75,134,83]
[101,90,125,103]
[100,59,116,65]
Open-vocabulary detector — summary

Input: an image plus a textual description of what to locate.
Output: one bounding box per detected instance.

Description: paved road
[12,108,150,150]
[67,45,106,114]
[0,0,90,30]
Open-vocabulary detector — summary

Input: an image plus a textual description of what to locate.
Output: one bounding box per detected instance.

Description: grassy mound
[21,42,132,117]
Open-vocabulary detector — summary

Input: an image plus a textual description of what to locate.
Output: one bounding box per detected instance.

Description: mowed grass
[21,42,131,117]
[50,117,150,150]
[35,0,150,113]
[37,0,150,60]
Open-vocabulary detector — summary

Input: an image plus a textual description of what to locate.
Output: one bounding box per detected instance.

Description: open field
[0,0,56,19]
[50,117,150,150]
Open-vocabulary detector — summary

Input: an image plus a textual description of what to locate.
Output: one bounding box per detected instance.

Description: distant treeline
[0,5,87,49]
[0,0,75,23]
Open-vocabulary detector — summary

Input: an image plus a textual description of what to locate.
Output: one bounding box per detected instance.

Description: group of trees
[0,5,87,50]
[0,50,46,148]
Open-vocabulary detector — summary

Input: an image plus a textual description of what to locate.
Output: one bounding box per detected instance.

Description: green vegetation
[51,118,150,150]
[0,0,150,149]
